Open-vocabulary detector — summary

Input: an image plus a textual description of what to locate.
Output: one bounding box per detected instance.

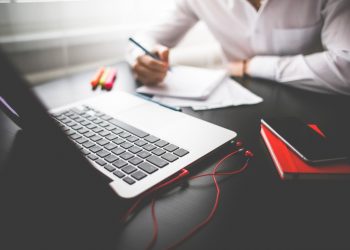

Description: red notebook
[261,124,350,180]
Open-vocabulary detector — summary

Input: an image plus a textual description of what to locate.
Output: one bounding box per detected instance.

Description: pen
[128,37,171,71]
[136,93,182,112]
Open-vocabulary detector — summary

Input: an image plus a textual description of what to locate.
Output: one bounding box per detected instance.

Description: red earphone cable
[165,150,249,249]
[123,147,252,250]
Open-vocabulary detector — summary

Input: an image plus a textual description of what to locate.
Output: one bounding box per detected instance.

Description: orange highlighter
[104,69,117,90]
[91,67,105,88]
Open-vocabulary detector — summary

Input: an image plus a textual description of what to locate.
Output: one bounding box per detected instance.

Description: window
[0,0,220,84]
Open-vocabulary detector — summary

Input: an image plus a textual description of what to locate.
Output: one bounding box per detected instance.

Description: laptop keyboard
[52,106,189,185]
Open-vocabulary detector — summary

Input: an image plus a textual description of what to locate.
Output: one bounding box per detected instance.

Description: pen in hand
[128,37,171,72]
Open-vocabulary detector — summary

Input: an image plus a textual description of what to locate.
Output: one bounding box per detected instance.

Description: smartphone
[261,117,349,165]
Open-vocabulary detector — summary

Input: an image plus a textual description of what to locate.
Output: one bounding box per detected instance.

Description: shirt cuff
[247,56,280,80]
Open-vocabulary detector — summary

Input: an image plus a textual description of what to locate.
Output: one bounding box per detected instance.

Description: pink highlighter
[103,69,117,90]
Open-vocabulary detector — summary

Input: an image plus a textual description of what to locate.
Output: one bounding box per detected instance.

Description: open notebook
[136,66,227,100]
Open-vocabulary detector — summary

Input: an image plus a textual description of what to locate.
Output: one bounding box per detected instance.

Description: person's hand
[132,45,169,86]
[227,59,251,77]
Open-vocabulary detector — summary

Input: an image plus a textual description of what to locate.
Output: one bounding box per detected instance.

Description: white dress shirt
[134,0,350,95]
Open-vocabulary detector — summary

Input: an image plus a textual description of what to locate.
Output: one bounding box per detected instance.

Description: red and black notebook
[261,124,350,180]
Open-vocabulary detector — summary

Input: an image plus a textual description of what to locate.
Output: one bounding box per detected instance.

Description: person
[130,0,350,95]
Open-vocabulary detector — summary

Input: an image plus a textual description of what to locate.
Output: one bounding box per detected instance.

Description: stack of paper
[136,65,263,110]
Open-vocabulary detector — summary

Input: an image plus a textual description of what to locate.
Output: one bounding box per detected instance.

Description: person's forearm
[247,51,350,95]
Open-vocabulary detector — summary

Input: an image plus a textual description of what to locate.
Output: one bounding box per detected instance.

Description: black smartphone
[261,117,349,165]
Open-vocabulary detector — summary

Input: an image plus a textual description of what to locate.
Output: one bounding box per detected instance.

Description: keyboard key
[135,140,147,147]
[91,135,102,142]
[65,129,75,136]
[137,150,151,159]
[126,135,139,142]
[97,139,109,146]
[78,128,89,134]
[123,177,136,185]
[97,149,110,158]
[112,148,125,155]
[152,148,166,156]
[121,165,137,174]
[113,170,125,178]
[84,131,95,138]
[110,118,149,138]
[106,134,118,140]
[105,125,116,131]
[87,154,98,161]
[72,124,82,130]
[104,165,115,172]
[80,120,90,126]
[131,170,147,181]
[82,141,95,148]
[174,148,189,157]
[113,138,124,145]
[105,143,117,150]
[129,157,143,165]
[90,145,102,153]
[144,135,159,143]
[121,141,133,149]
[119,132,131,138]
[95,159,106,166]
[86,124,97,130]
[129,146,142,154]
[70,133,82,140]
[164,144,179,152]
[131,171,147,180]
[143,144,156,151]
[99,121,110,127]
[93,118,104,124]
[75,117,84,123]
[139,162,158,174]
[92,127,103,133]
[105,154,118,163]
[66,120,75,127]
[113,159,128,168]
[98,130,110,137]
[161,153,179,162]
[61,126,70,131]
[100,114,113,121]
[155,140,169,148]
[70,114,80,120]
[112,128,123,134]
[147,155,169,168]
[81,148,90,155]
[76,137,88,144]
[120,152,133,160]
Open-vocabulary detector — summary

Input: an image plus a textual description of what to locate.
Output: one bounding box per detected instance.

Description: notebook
[261,124,350,180]
[136,66,227,100]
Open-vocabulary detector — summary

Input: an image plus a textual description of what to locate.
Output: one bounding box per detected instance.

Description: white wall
[0,0,221,84]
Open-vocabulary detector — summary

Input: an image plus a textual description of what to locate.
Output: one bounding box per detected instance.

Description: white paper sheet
[136,66,227,100]
[152,78,263,110]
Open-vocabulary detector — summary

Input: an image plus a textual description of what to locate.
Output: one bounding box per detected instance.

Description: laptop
[0,49,236,199]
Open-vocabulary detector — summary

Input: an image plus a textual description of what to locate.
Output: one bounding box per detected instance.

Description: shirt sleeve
[127,0,199,65]
[248,0,350,95]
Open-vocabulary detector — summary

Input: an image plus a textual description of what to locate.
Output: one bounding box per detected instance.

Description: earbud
[244,150,254,158]
[235,140,244,148]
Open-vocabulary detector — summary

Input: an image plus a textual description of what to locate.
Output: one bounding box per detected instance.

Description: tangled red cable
[123,146,253,250]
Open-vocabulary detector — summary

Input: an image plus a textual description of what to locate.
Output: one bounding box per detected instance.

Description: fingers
[132,44,170,85]
[137,55,168,73]
[133,62,167,86]
[155,45,169,62]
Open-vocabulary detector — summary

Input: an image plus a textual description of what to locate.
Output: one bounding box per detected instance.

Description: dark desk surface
[1,61,350,250]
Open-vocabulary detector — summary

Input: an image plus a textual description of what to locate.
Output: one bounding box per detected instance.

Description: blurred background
[0,0,222,85]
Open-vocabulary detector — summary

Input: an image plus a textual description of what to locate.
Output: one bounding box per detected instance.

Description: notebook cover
[261,124,350,180]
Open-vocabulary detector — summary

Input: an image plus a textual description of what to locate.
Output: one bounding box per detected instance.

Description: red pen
[104,69,117,90]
